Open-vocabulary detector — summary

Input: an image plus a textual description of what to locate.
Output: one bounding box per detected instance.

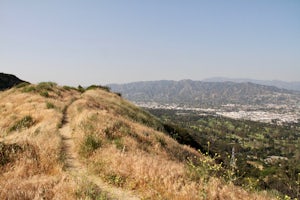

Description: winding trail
[59,102,140,200]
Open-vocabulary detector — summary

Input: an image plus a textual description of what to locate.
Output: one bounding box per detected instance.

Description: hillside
[0,72,28,91]
[0,82,274,199]
[109,80,300,107]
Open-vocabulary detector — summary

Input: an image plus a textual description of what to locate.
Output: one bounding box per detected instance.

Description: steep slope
[0,72,28,91]
[109,80,300,107]
[0,82,274,199]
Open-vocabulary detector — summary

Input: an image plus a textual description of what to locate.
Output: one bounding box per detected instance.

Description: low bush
[36,82,57,91]
[187,153,222,183]
[75,181,109,200]
[63,85,77,91]
[14,82,30,88]
[9,115,35,132]
[46,102,55,109]
[104,172,126,187]
[21,85,36,93]
[0,142,23,166]
[77,85,85,93]
[40,91,49,98]
[80,135,102,156]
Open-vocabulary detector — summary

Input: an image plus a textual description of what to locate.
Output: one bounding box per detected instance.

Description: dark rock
[0,72,28,91]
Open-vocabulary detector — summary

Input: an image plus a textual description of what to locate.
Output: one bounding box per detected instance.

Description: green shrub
[113,138,124,150]
[15,82,30,88]
[21,82,57,97]
[63,85,77,91]
[156,136,167,147]
[105,172,126,187]
[98,85,111,92]
[37,82,57,91]
[80,134,102,156]
[77,85,85,93]
[46,102,55,109]
[115,92,122,97]
[22,85,36,93]
[9,115,35,132]
[76,181,109,200]
[40,91,49,97]
[86,85,100,91]
[187,154,222,183]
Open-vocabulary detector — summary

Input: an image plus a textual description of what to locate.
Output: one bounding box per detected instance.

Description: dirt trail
[59,102,140,200]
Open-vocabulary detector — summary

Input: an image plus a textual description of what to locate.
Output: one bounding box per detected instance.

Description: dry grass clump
[0,173,109,200]
[89,146,200,199]
[0,139,69,199]
[0,176,57,199]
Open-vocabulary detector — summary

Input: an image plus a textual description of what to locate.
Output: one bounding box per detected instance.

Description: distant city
[136,102,300,124]
[109,79,300,125]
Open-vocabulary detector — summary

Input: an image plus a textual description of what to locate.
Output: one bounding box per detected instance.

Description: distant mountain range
[203,77,300,91]
[109,80,300,107]
[0,72,28,91]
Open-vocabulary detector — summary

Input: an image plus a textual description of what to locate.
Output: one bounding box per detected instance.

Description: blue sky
[1,0,299,85]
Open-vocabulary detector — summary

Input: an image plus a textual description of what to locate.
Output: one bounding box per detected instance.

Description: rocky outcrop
[0,73,28,91]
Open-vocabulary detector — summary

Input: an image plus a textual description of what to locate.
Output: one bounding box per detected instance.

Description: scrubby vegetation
[21,82,59,97]
[148,108,300,199]
[9,115,35,132]
[46,102,56,109]
[80,134,102,156]
[0,142,23,166]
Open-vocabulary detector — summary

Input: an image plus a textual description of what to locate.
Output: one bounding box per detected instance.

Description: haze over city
[1,1,299,85]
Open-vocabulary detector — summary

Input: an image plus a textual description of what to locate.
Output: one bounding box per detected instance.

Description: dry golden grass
[0,84,275,199]
[0,84,85,199]
[68,89,275,200]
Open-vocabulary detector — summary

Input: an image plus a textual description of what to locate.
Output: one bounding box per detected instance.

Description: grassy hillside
[0,82,274,199]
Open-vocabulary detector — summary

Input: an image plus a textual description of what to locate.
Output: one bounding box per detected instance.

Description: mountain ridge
[203,77,300,91]
[108,80,300,107]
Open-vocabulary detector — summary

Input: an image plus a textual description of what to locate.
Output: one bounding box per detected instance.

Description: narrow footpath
[59,102,140,200]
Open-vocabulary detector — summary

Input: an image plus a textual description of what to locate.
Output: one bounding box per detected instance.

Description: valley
[136,101,300,124]
[146,108,300,199]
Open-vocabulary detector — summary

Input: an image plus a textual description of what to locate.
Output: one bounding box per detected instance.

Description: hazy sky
[1,1,300,86]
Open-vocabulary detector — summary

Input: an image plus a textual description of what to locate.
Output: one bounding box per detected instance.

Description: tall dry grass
[0,85,87,199]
